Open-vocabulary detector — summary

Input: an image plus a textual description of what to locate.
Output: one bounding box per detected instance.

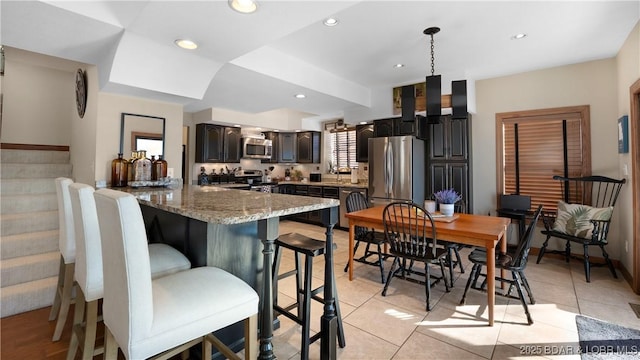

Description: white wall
[615,21,639,273]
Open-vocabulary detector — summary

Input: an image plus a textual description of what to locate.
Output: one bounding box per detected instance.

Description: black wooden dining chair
[381,202,450,311]
[460,205,543,325]
[343,191,387,283]
[535,175,625,282]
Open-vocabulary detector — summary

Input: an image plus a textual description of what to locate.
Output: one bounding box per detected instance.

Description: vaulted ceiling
[2,1,639,121]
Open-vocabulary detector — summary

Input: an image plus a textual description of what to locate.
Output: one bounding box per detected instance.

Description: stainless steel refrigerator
[368,135,425,206]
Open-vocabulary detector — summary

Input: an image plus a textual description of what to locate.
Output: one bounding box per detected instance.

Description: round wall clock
[75,68,87,118]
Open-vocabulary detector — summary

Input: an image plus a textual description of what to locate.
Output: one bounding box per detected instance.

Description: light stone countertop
[120,185,339,225]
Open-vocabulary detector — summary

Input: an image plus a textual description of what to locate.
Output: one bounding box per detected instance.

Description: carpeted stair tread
[0,277,57,318]
[1,210,59,237]
[1,251,60,287]
[1,149,70,164]
[1,229,59,260]
[0,178,57,195]
[1,163,72,179]
[1,193,58,214]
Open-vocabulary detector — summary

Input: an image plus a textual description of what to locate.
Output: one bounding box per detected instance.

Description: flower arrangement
[433,188,462,204]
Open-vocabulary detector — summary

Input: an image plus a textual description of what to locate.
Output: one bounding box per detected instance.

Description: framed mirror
[120,113,166,159]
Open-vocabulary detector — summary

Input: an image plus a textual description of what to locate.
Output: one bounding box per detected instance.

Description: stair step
[1,251,60,287]
[0,178,57,195]
[1,193,57,214]
[1,211,59,237]
[0,163,72,179]
[1,277,57,318]
[1,230,59,260]
[1,149,70,164]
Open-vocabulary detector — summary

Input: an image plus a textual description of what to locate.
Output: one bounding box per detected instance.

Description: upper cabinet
[373,117,426,139]
[356,124,373,162]
[223,127,242,163]
[276,131,321,163]
[296,131,321,163]
[195,123,241,163]
[261,131,279,164]
[278,133,297,163]
[373,118,394,137]
[428,115,468,161]
[195,123,223,163]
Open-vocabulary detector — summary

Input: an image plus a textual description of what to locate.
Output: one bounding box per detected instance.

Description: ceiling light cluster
[229,0,258,14]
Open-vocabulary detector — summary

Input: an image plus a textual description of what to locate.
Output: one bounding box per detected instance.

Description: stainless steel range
[234,169,279,192]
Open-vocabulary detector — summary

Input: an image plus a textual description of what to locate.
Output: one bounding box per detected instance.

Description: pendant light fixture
[424,27,441,121]
[423,27,468,120]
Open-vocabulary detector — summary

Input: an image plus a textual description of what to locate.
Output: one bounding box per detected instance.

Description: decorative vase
[111,153,128,187]
[152,155,168,180]
[440,203,455,217]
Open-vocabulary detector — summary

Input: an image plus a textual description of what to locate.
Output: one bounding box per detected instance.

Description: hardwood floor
[1,306,80,359]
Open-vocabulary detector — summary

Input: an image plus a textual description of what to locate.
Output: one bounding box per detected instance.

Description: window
[131,131,163,158]
[496,106,591,211]
[329,128,357,171]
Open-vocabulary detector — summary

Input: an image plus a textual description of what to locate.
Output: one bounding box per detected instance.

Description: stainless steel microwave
[242,136,272,159]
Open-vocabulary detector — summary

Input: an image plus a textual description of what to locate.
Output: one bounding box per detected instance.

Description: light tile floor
[272,220,640,360]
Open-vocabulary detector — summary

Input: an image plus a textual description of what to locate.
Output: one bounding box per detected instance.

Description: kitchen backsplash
[193,159,368,184]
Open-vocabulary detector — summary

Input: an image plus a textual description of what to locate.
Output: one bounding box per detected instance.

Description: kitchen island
[122,185,340,360]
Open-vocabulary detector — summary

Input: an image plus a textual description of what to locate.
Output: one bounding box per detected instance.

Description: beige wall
[615,21,639,272]
[95,93,183,185]
[70,65,99,185]
[0,48,184,187]
[475,56,630,260]
[0,48,77,146]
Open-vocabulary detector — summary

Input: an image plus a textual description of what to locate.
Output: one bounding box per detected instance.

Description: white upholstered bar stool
[66,183,193,360]
[94,189,258,360]
[49,177,76,341]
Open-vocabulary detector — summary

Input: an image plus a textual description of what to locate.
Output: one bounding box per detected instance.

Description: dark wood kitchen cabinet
[195,123,241,163]
[372,117,425,139]
[278,133,297,163]
[195,123,224,163]
[426,114,472,213]
[428,115,468,161]
[296,131,321,163]
[223,126,242,163]
[261,131,279,164]
[356,124,373,162]
[373,118,394,137]
[428,162,469,213]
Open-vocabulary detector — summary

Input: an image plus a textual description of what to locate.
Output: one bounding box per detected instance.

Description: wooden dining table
[345,206,510,326]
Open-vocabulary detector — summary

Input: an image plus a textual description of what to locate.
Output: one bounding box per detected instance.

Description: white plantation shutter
[330,128,358,170]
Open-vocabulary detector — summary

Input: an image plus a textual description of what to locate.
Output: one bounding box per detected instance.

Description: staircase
[1,148,72,317]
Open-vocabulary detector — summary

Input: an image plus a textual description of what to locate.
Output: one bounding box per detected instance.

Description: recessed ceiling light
[295,94,306,99]
[323,17,339,26]
[175,39,198,50]
[228,0,258,14]
[359,121,368,125]
[393,63,405,68]
[511,33,527,40]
